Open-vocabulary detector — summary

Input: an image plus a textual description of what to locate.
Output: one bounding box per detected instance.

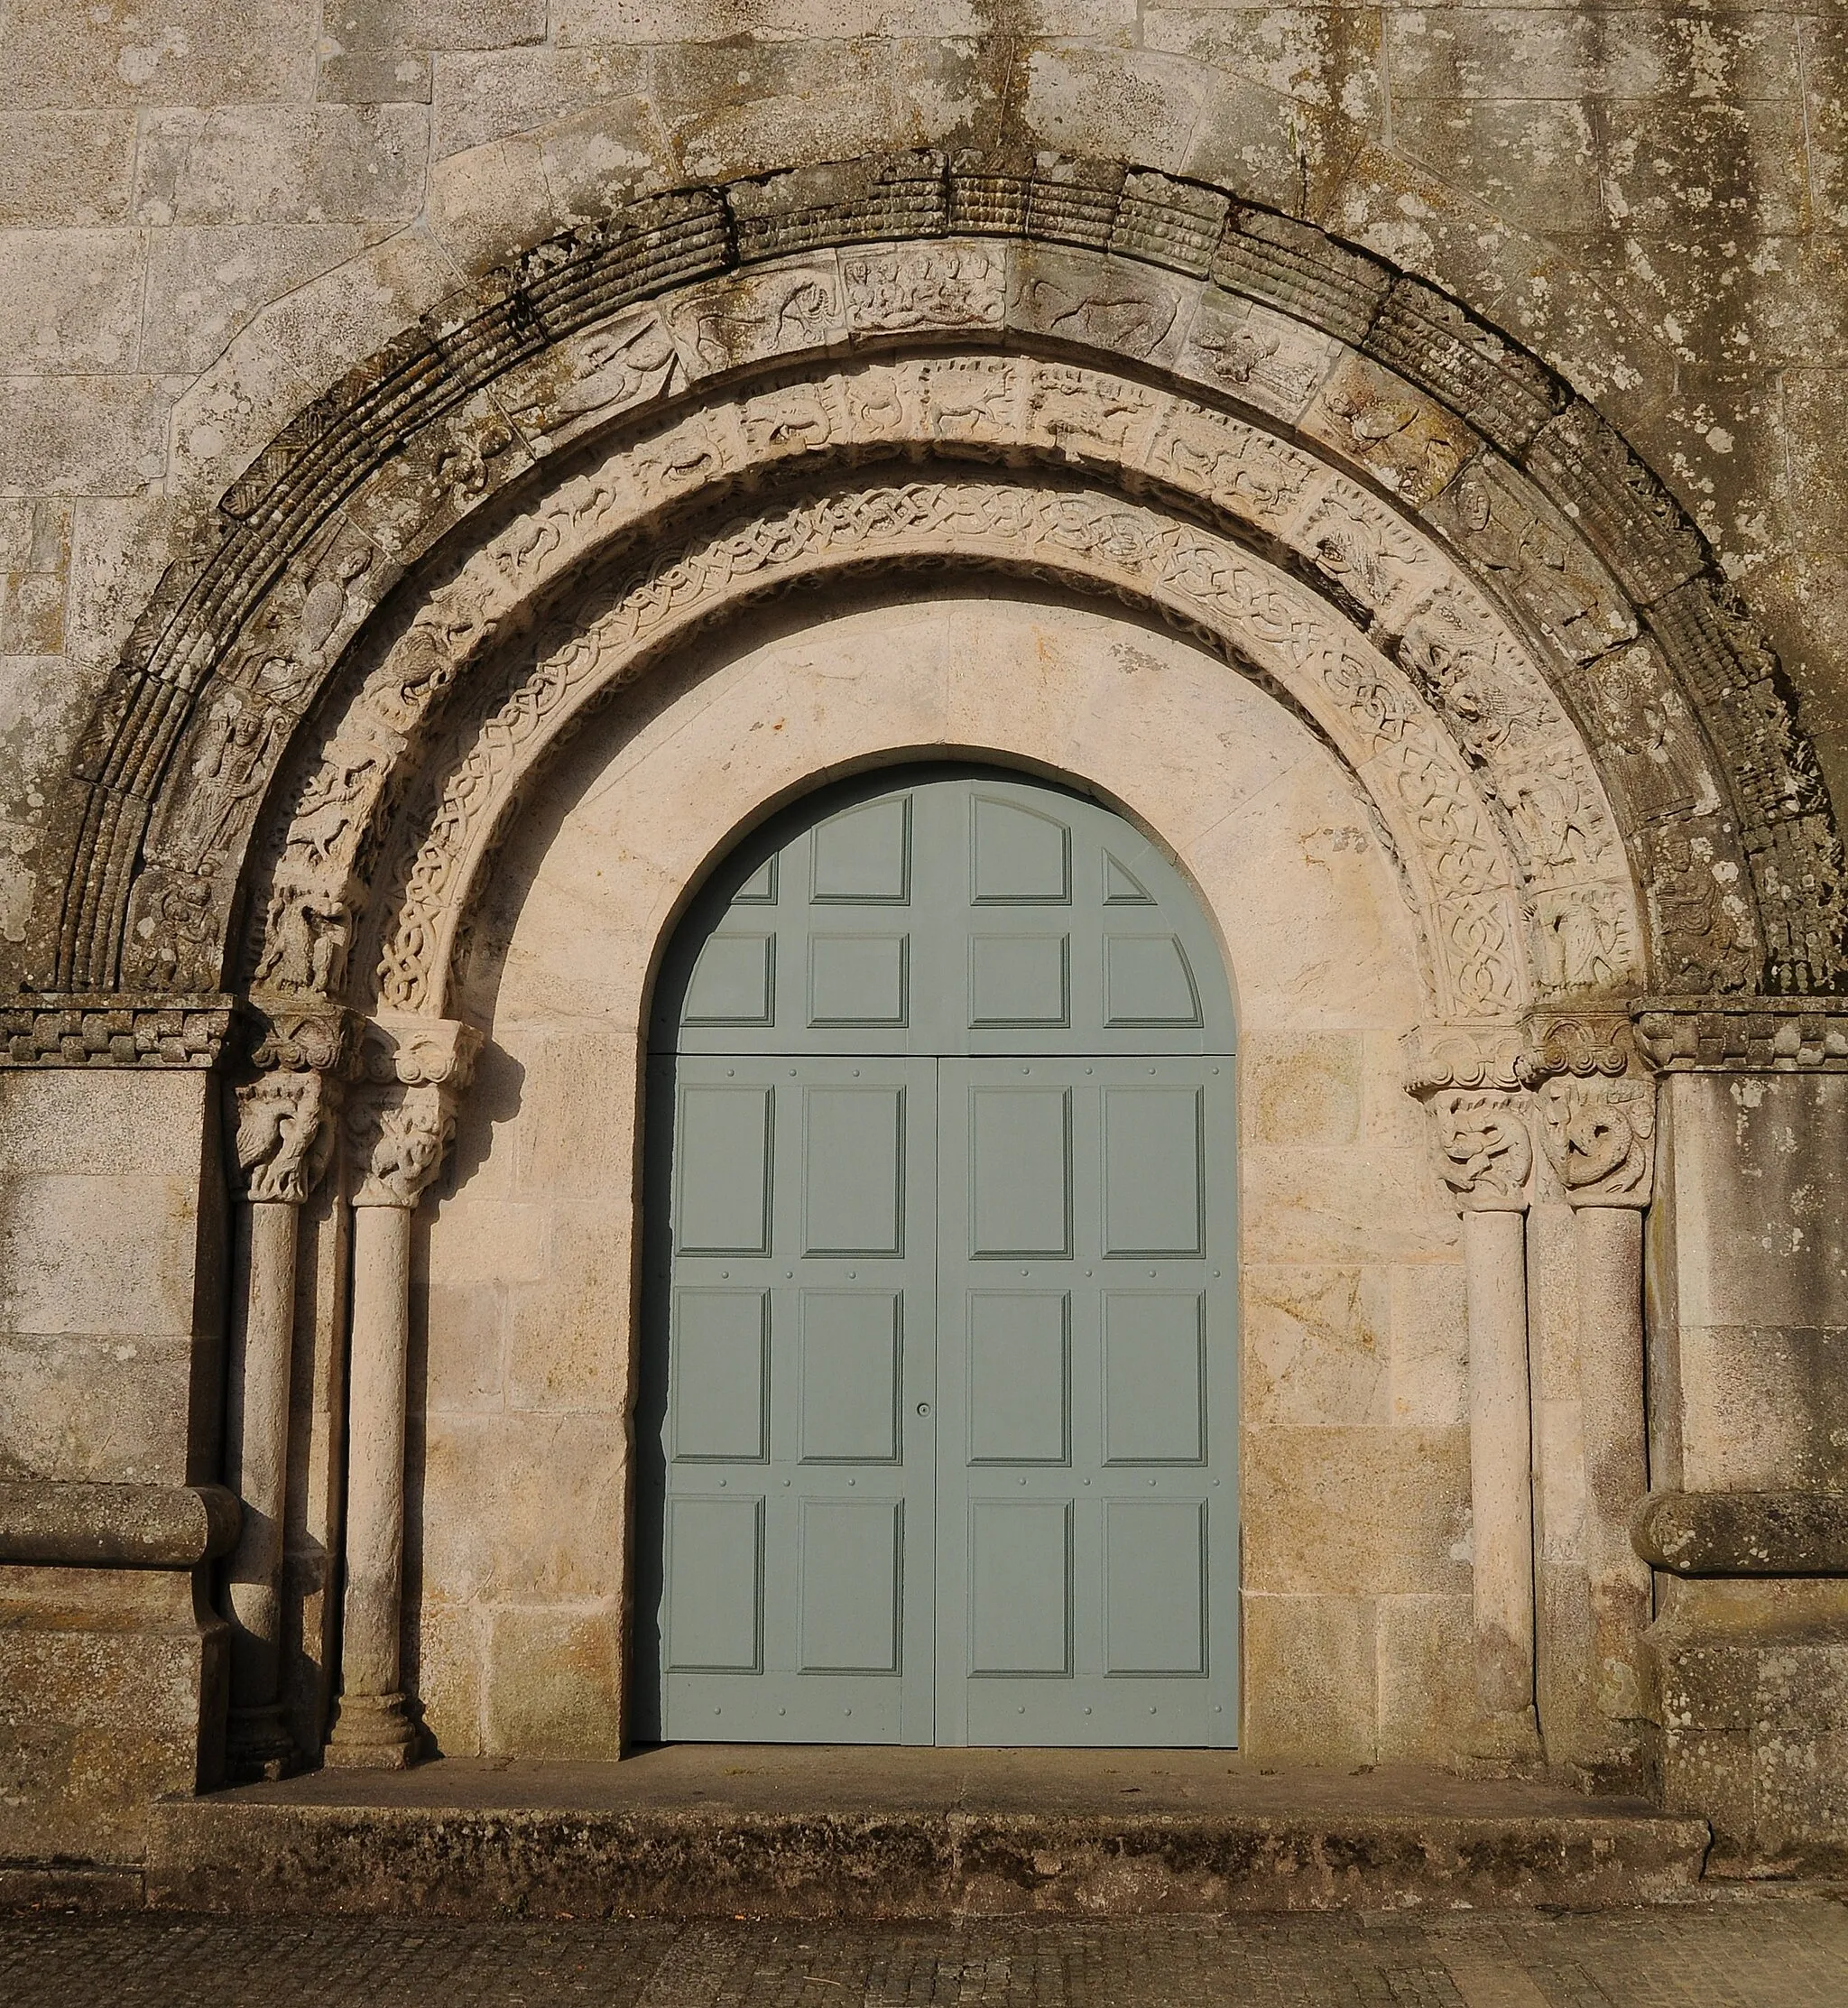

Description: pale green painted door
[636,768,1237,1746]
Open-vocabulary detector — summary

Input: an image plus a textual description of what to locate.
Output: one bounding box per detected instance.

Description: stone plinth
[143,1750,1711,1918]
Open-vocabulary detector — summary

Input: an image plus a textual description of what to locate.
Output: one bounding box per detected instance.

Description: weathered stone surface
[0,114,136,227]
[0,1573,229,1865]
[0,0,1843,1886]
[0,1481,238,1568]
[1646,1579,1848,1873]
[141,1751,1711,1916]
[134,106,430,227]
[1636,1491,1848,1580]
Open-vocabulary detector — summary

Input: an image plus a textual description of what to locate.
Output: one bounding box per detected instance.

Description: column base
[324,1693,423,1771]
[225,1704,300,1784]
[1463,1707,1544,1775]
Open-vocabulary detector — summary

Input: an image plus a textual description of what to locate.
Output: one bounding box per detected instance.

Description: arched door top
[640,761,1238,1747]
[651,766,1236,1060]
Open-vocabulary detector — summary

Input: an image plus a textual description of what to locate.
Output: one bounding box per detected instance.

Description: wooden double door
[635,770,1238,1746]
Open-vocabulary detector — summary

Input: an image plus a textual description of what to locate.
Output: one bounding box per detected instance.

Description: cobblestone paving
[2,1902,1845,2007]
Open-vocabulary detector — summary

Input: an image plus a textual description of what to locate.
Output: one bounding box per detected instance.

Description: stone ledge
[1634,1491,1848,1578]
[0,995,233,1068]
[143,1753,1713,1917]
[1633,998,1848,1072]
[0,1865,144,1913]
[0,1481,240,1568]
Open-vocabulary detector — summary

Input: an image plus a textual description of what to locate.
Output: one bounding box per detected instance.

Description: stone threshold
[144,1746,1713,1918]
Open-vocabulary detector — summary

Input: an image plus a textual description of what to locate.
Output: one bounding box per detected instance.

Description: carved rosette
[345,1016,481,1211]
[1536,1076,1656,1208]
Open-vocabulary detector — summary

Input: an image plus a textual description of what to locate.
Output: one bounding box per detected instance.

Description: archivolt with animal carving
[231,352,1641,1030]
[34,158,1839,1015]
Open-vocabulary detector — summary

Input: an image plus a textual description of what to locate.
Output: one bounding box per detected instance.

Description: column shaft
[1575,1203,1652,1727]
[1465,1207,1538,1738]
[224,1197,302,1775]
[326,1201,416,1764]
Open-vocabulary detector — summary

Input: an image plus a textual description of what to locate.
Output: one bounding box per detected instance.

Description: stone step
[144,1748,1712,1918]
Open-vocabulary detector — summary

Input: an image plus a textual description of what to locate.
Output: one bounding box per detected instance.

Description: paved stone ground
[2,1902,1846,2007]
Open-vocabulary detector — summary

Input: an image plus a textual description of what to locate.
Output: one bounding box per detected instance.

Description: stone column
[325,1016,478,1769]
[1427,1087,1541,1759]
[1537,1068,1658,1767]
[222,1009,349,1781]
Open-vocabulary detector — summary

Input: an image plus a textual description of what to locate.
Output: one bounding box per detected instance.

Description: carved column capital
[227,998,363,1206]
[1404,1025,1533,1212]
[233,1069,340,1206]
[344,1083,455,1209]
[1536,1074,1656,1208]
[358,1013,482,1089]
[1427,1088,1534,1212]
[1402,1021,1529,1097]
[345,1017,480,1209]
[245,998,364,1077]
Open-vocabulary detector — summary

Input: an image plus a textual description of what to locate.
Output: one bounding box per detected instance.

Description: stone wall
[0,0,1845,1881]
[0,1067,232,1859]
[0,1,1843,950]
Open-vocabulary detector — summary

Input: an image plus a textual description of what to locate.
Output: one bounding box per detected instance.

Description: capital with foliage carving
[1401,1021,1528,1097]
[1517,1010,1635,1086]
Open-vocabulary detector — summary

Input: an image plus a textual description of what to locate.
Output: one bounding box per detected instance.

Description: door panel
[799,1500,904,1672]
[1102,1085,1204,1256]
[664,1496,764,1671]
[967,1087,1072,1259]
[1102,1292,1206,1465]
[654,767,1232,1060]
[803,1085,907,1256]
[1104,1500,1208,1674]
[674,1085,773,1254]
[968,1501,1073,1674]
[641,1053,938,1744]
[671,1289,770,1463]
[642,769,1238,1750]
[966,1291,1070,1465]
[799,1291,902,1463]
[936,1057,1236,1747]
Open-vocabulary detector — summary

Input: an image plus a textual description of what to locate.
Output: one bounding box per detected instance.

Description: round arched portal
[410,584,1461,1768]
[634,763,1238,1747]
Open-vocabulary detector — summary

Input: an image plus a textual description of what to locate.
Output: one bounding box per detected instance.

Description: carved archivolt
[360,476,1557,1023]
[222,350,1642,1029]
[38,154,1843,1021]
